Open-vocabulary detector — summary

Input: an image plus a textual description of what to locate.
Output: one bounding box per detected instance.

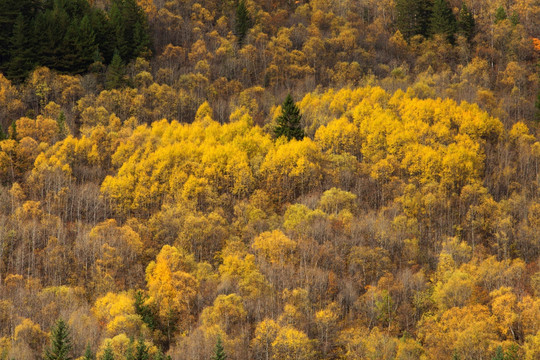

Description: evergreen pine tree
[82,344,95,360]
[7,14,35,81]
[44,318,73,360]
[235,0,252,46]
[134,291,156,330]
[429,0,457,43]
[58,21,80,73]
[133,19,150,57]
[57,111,68,139]
[123,0,150,59]
[76,15,98,72]
[125,337,135,360]
[510,11,519,26]
[109,0,149,61]
[109,0,130,61]
[274,93,304,141]
[90,8,115,63]
[505,344,519,360]
[0,125,6,141]
[10,121,17,140]
[495,6,507,23]
[105,49,126,89]
[457,4,475,42]
[395,0,433,40]
[211,336,227,360]
[100,343,115,360]
[154,350,170,360]
[492,346,504,360]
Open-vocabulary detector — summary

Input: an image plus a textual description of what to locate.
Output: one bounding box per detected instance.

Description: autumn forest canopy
[0,0,539,359]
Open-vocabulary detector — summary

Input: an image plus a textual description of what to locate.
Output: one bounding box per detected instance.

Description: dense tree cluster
[0,0,149,82]
[0,83,538,359]
[0,0,538,359]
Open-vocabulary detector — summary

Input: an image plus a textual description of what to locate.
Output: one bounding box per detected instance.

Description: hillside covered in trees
[0,0,539,359]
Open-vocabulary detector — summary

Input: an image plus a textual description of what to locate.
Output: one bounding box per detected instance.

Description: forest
[0,0,539,359]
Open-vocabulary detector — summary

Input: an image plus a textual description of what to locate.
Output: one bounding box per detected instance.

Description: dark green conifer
[510,11,519,26]
[110,0,149,61]
[10,121,17,140]
[154,350,170,360]
[495,6,507,23]
[274,93,304,141]
[430,0,457,43]
[125,337,135,360]
[7,14,35,81]
[0,125,6,141]
[100,343,115,360]
[82,344,95,360]
[492,346,504,360]
[235,0,252,46]
[89,8,115,63]
[44,318,73,360]
[457,4,475,42]
[211,336,227,360]
[395,0,433,40]
[134,291,156,330]
[505,344,519,360]
[105,49,126,89]
[58,22,80,72]
[77,15,98,71]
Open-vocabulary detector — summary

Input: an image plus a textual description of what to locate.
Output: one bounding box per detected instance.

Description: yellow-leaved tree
[145,245,198,341]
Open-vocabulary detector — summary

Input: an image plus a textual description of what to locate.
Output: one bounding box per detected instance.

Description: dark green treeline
[0,0,150,82]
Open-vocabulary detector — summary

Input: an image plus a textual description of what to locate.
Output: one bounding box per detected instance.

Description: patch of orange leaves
[533,38,540,52]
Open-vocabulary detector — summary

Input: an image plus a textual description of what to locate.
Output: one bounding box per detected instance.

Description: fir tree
[82,344,95,360]
[235,0,252,46]
[274,93,304,141]
[430,0,457,43]
[125,337,135,360]
[134,291,157,330]
[510,11,519,26]
[7,14,35,82]
[105,49,125,89]
[153,350,170,360]
[505,344,519,360]
[77,15,98,71]
[495,6,507,23]
[10,121,17,140]
[109,0,130,61]
[57,111,68,139]
[110,0,149,61]
[457,4,475,42]
[492,346,504,360]
[395,0,433,40]
[0,125,6,141]
[100,343,115,360]
[44,318,73,360]
[211,336,227,360]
